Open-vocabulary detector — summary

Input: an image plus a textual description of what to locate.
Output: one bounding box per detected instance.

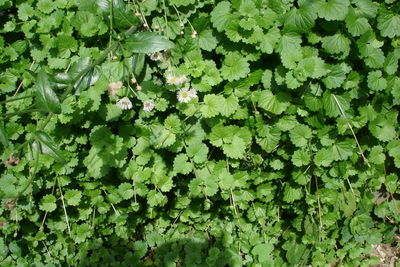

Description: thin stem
[109,0,114,52]
[162,0,169,34]
[16,142,40,199]
[346,177,355,195]
[39,178,57,231]
[57,177,71,236]
[1,108,47,118]
[0,95,35,105]
[91,207,96,229]
[226,158,238,216]
[332,94,369,166]
[13,61,35,96]
[317,194,324,242]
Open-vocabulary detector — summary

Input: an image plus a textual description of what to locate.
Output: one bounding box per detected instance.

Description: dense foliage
[1,0,399,266]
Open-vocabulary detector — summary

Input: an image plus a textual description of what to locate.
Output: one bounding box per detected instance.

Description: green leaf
[314,148,334,167]
[125,32,174,54]
[169,0,195,7]
[104,104,123,121]
[186,142,209,164]
[222,136,246,159]
[73,224,91,243]
[147,190,167,207]
[367,71,387,92]
[323,92,349,118]
[18,3,34,21]
[252,243,274,263]
[64,189,82,206]
[384,51,399,75]
[35,131,66,163]
[257,90,290,115]
[220,52,250,82]
[111,0,139,29]
[283,236,309,265]
[220,95,239,117]
[39,194,57,212]
[369,145,385,165]
[296,56,327,79]
[217,169,235,190]
[261,70,273,89]
[316,0,349,21]
[83,148,105,178]
[284,3,316,33]
[35,70,61,114]
[279,33,303,69]
[291,150,311,167]
[377,9,400,38]
[0,174,18,198]
[173,154,192,175]
[322,63,351,89]
[289,124,312,148]
[256,126,281,153]
[369,115,396,142]
[164,114,181,134]
[321,33,351,55]
[151,126,176,148]
[283,185,303,203]
[198,29,217,51]
[202,176,219,196]
[72,11,107,37]
[345,13,370,36]
[210,1,233,32]
[201,94,224,118]
[125,54,145,78]
[209,124,232,147]
[118,182,134,200]
[331,139,354,161]
[134,241,147,259]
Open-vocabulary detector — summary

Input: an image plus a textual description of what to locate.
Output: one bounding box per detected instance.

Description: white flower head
[149,52,163,61]
[143,99,155,112]
[166,74,188,86]
[177,88,193,103]
[177,75,188,84]
[166,74,181,85]
[108,81,123,96]
[116,97,133,110]
[188,88,197,99]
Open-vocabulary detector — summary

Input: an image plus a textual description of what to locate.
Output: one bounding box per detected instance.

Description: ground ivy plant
[1,0,399,266]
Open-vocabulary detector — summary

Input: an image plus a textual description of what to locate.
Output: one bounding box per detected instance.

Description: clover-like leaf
[173,154,192,175]
[258,90,290,115]
[64,189,82,206]
[118,183,134,200]
[201,94,224,118]
[39,194,57,212]
[186,142,209,164]
[369,115,396,142]
[220,52,250,82]
[289,124,312,148]
[377,9,400,38]
[210,1,233,32]
[291,150,311,167]
[222,136,246,159]
[316,0,349,21]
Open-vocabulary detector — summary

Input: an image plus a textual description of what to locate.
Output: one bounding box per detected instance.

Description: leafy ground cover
[1,0,400,266]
